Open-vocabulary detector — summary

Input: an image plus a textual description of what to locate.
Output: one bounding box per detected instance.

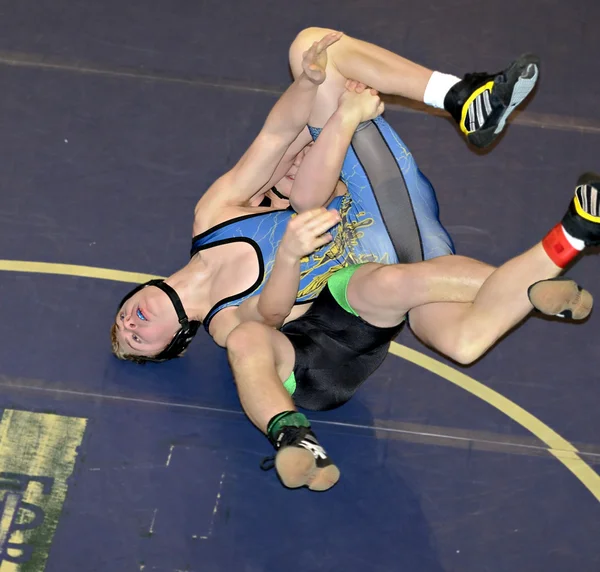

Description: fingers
[344,79,374,94]
[316,31,343,51]
[303,209,338,250]
[298,207,340,229]
[293,208,339,237]
[286,208,340,256]
[312,232,334,250]
[345,79,360,92]
[306,30,342,61]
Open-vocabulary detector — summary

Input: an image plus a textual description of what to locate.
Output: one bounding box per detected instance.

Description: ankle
[267,411,310,445]
[423,71,461,109]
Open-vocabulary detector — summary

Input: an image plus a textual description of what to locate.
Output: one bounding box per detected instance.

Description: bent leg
[289,27,433,127]
[226,321,339,491]
[289,27,432,102]
[289,27,539,148]
[407,176,600,362]
[346,256,495,328]
[407,243,562,364]
[226,321,296,433]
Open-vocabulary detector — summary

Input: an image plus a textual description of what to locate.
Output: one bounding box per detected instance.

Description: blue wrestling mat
[0,1,599,570]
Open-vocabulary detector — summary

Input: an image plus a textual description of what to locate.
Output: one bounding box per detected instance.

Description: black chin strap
[152,281,190,327]
[271,186,289,200]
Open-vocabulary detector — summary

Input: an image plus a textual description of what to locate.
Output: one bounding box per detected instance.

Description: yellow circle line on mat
[389,342,600,501]
[0,260,162,283]
[1,258,599,502]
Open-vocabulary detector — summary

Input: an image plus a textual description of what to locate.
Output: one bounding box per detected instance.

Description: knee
[447,344,479,366]
[226,321,271,359]
[289,27,338,65]
[444,332,486,365]
[291,27,336,46]
[371,265,413,301]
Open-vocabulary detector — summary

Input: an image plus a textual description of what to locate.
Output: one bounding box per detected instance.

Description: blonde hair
[110,322,153,364]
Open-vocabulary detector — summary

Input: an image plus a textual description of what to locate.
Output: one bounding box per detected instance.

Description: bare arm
[288,110,357,213]
[289,81,385,213]
[254,251,302,328]
[195,32,343,224]
[253,208,340,327]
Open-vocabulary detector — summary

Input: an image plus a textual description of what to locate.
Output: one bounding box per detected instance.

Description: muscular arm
[244,208,339,327]
[195,32,343,228]
[195,73,320,214]
[255,250,301,327]
[289,84,384,213]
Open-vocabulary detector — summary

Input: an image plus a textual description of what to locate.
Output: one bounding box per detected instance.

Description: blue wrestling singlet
[191,114,454,331]
[310,115,455,263]
[191,196,397,331]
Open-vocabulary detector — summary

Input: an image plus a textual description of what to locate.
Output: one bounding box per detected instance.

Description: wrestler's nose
[122,310,136,330]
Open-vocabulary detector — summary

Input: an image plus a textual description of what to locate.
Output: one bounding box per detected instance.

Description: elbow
[261,313,287,329]
[290,193,327,213]
[256,304,289,330]
[290,197,314,213]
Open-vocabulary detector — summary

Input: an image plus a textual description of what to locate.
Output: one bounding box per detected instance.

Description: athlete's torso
[191,193,397,330]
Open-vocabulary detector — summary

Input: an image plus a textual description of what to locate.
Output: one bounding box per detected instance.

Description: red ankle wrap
[542,224,579,268]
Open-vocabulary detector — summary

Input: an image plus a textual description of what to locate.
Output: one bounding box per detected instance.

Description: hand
[301,31,343,85]
[338,79,385,122]
[279,208,341,260]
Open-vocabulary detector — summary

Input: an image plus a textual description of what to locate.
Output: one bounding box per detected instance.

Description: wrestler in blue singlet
[191,115,454,331]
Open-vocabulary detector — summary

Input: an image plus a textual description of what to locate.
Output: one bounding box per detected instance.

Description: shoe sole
[528,278,593,320]
[469,54,540,148]
[275,447,341,492]
[577,172,600,188]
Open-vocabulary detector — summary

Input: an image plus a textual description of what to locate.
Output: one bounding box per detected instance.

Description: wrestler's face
[114,286,180,357]
[273,142,313,197]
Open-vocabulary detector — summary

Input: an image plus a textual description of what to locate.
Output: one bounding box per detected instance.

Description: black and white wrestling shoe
[263,425,340,492]
[444,54,540,148]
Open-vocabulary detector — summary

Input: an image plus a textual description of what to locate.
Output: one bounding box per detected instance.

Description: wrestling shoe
[444,54,540,148]
[262,426,340,491]
[561,172,600,246]
[528,277,593,320]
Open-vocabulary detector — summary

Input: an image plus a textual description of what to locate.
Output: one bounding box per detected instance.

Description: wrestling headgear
[118,279,200,362]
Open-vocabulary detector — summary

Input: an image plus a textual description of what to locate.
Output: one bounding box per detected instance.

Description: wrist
[276,245,302,266]
[331,107,362,131]
[297,72,320,89]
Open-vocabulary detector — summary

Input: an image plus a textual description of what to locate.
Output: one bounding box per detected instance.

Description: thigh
[407,301,472,358]
[268,326,297,384]
[348,256,496,328]
[227,320,296,385]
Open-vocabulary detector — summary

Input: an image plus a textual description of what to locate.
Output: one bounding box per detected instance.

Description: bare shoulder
[207,306,242,348]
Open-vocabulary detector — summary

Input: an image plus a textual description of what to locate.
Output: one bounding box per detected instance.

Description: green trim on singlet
[326,264,363,317]
[283,371,297,396]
